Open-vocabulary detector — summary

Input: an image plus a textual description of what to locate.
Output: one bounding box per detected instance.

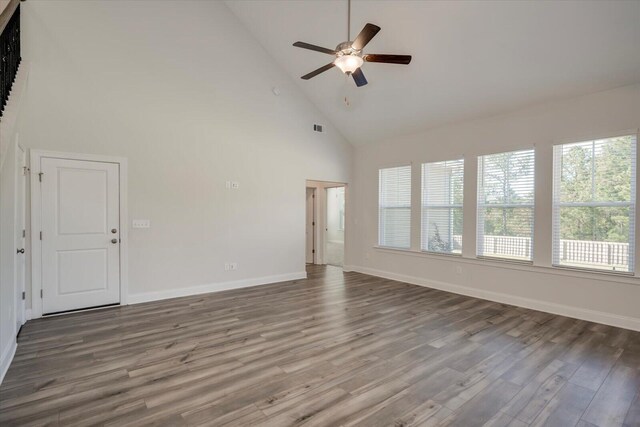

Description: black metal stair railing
[0,3,21,120]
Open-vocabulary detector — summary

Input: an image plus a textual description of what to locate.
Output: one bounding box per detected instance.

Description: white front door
[15,144,26,330]
[40,157,120,314]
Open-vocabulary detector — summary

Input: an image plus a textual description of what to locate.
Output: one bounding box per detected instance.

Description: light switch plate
[132,219,150,229]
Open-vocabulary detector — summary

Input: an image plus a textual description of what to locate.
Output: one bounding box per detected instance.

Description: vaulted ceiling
[226,1,640,145]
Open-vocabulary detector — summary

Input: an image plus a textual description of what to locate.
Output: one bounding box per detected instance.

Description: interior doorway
[305,180,347,268]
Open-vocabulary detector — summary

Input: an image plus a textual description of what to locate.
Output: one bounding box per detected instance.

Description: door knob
[16,248,24,254]
[111,239,118,244]
[111,229,117,234]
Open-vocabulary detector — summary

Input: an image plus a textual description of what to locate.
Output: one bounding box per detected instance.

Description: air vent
[313,124,323,133]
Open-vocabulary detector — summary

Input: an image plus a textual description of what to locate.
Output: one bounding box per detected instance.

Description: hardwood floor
[1,265,639,426]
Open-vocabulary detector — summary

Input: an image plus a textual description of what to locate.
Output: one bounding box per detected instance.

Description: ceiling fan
[292,0,412,87]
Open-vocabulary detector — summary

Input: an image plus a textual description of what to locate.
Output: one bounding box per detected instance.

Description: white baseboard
[349,265,640,332]
[128,271,307,305]
[0,339,17,386]
[342,264,356,272]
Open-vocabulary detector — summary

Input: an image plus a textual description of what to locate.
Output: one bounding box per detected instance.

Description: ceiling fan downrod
[347,0,351,42]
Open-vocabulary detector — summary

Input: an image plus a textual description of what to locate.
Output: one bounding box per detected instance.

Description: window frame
[551,134,637,274]
[420,158,464,256]
[378,164,412,249]
[476,148,536,263]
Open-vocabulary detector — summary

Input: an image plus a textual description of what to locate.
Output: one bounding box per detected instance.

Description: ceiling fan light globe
[334,55,364,74]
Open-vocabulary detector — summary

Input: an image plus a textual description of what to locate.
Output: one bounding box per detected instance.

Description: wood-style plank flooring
[1,265,639,426]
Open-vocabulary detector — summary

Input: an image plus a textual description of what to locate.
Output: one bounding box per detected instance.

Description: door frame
[305,180,348,267]
[305,187,316,264]
[30,150,129,319]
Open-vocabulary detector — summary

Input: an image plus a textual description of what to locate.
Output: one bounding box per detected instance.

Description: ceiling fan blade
[301,62,336,80]
[363,54,412,65]
[351,68,368,87]
[293,41,336,55]
[351,23,381,50]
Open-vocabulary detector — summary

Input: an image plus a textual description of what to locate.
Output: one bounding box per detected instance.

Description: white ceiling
[226,0,640,145]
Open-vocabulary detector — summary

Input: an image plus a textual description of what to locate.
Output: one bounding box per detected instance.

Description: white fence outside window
[454,235,629,270]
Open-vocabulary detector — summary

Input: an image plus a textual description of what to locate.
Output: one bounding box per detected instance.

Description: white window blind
[552,135,636,273]
[477,149,535,261]
[421,159,464,254]
[379,165,411,248]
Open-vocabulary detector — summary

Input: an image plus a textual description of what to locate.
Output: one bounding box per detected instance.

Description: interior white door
[306,188,315,264]
[40,157,120,314]
[15,144,26,330]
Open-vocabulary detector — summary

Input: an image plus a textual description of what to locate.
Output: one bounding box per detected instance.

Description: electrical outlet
[224,263,230,271]
[455,265,463,275]
[230,262,238,270]
[132,219,150,228]
[226,181,240,190]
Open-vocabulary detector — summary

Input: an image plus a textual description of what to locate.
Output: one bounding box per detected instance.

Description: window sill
[476,255,533,266]
[372,246,640,285]
[377,245,412,251]
[551,264,634,277]
[419,250,462,258]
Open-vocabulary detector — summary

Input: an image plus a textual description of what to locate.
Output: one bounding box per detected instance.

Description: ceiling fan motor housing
[336,41,360,55]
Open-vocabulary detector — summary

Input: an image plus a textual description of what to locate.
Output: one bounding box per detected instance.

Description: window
[552,135,636,273]
[477,149,535,261]
[378,165,411,248]
[421,159,464,254]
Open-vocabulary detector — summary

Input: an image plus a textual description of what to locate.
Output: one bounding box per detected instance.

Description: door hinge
[39,231,42,240]
[312,249,315,254]
[38,172,43,182]
[22,229,25,238]
[23,166,29,175]
[40,289,43,298]
[312,221,315,226]
[22,291,25,300]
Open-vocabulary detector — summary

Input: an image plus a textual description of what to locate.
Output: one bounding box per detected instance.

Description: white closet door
[41,157,120,314]
[15,145,26,329]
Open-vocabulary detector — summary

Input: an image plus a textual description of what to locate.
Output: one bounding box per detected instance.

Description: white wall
[19,1,351,305]
[348,84,640,330]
